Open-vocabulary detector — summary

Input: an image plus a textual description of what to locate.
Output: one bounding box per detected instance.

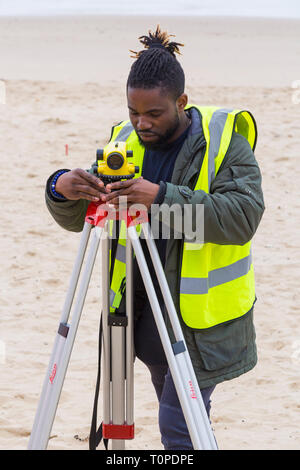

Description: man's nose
[137,116,152,131]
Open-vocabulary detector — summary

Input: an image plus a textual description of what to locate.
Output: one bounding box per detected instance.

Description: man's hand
[101,177,160,210]
[55,168,108,201]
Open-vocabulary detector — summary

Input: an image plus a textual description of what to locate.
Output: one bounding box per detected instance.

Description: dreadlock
[127,25,185,100]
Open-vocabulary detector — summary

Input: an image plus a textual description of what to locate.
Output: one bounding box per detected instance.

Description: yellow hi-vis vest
[108,105,257,329]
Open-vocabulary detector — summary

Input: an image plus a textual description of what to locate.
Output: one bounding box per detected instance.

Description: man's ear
[176,93,188,112]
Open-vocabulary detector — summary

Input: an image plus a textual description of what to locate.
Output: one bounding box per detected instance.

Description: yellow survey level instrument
[93,141,139,184]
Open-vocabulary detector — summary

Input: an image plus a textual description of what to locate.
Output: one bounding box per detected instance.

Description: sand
[0,15,300,451]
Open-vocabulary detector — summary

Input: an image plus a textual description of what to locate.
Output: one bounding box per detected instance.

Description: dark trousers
[134,293,216,450]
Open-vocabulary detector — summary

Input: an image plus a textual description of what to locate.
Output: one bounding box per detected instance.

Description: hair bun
[148,43,166,50]
[130,25,184,59]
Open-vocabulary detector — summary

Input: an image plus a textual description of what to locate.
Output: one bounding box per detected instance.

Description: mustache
[136,130,160,136]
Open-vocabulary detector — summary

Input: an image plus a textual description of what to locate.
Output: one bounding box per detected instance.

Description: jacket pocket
[192,310,253,371]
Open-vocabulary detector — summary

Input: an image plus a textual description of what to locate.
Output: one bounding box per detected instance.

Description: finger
[73,183,104,199]
[77,169,106,190]
[100,187,133,203]
[100,189,122,202]
[106,178,138,192]
[74,175,107,194]
[77,191,101,202]
[107,193,136,208]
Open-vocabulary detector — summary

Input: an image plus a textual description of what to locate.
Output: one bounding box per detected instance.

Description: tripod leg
[101,222,127,451]
[125,236,134,431]
[141,222,217,450]
[28,222,92,449]
[111,235,134,450]
[28,224,103,450]
[101,224,125,451]
[127,224,216,450]
[101,227,111,433]
[110,325,126,451]
[101,224,134,450]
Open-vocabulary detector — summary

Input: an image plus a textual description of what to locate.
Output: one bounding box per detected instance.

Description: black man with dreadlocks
[46,26,264,450]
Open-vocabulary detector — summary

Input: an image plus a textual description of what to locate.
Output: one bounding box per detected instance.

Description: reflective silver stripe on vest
[208,108,233,189]
[115,243,126,263]
[110,289,115,306]
[115,121,134,141]
[180,254,252,295]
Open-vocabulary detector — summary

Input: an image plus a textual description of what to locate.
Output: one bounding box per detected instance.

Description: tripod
[27,201,217,450]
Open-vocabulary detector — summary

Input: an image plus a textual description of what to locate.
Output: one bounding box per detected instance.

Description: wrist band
[50,169,70,200]
[153,181,167,205]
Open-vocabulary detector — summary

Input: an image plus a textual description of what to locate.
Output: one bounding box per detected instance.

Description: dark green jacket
[45,107,265,389]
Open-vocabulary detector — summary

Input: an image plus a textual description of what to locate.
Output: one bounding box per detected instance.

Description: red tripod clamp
[85,201,148,228]
[102,423,135,440]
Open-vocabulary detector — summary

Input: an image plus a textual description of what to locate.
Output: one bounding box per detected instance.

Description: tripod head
[92,141,139,185]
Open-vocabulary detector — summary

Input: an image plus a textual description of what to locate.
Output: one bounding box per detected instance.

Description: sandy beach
[0,15,300,450]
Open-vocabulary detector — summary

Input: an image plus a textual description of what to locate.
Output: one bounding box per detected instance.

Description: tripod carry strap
[89,315,108,450]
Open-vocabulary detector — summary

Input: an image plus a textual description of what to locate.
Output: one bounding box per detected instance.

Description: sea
[0,0,299,18]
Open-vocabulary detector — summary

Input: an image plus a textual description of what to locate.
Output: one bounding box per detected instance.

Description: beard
[136,113,180,151]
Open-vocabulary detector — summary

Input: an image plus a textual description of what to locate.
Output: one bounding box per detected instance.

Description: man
[45,26,265,450]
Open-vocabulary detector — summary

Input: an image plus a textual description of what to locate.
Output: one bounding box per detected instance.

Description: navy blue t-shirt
[141,125,189,185]
[134,125,190,300]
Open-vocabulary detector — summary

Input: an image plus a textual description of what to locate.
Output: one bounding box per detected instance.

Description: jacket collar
[187,107,206,144]
[171,107,207,186]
